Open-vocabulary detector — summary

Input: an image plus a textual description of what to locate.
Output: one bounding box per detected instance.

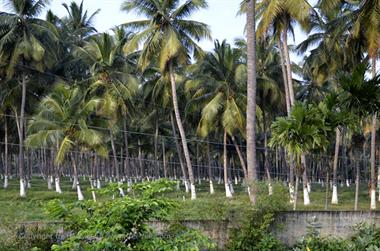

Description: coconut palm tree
[26,83,108,200]
[242,0,259,204]
[187,40,246,198]
[0,0,58,197]
[74,32,138,187]
[121,0,211,199]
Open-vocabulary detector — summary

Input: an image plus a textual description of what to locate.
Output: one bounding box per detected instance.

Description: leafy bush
[45,179,214,250]
[293,217,350,251]
[350,223,380,250]
[226,182,288,251]
[227,212,286,251]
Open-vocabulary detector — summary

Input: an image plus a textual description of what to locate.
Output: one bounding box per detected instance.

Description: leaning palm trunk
[170,112,189,192]
[332,128,341,204]
[281,28,295,106]
[169,62,196,199]
[278,37,295,202]
[110,131,124,196]
[71,153,84,201]
[18,75,27,197]
[277,35,291,115]
[231,136,248,178]
[246,0,258,204]
[223,130,232,198]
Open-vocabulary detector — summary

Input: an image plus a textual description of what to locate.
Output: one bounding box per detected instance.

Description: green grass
[0,177,376,226]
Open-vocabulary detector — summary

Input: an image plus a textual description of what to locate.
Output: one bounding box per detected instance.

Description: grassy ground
[0,177,376,226]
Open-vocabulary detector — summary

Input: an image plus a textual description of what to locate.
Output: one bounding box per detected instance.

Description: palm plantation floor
[0,177,376,226]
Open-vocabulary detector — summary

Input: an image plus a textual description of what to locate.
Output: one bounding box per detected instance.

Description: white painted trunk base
[97,179,101,189]
[47,176,52,190]
[3,175,8,189]
[331,185,338,204]
[268,183,273,196]
[229,182,234,194]
[89,180,96,202]
[225,183,232,198]
[118,182,125,197]
[77,184,84,201]
[234,177,238,185]
[190,183,196,200]
[20,179,26,197]
[303,187,310,205]
[72,176,78,190]
[27,181,31,189]
[184,181,190,193]
[346,180,350,187]
[307,183,311,193]
[55,178,62,194]
[209,180,215,194]
[371,189,376,209]
[289,184,295,204]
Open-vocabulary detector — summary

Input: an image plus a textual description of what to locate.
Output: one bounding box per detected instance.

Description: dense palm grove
[0,0,380,211]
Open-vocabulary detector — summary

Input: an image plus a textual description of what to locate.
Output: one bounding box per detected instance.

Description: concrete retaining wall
[272,211,380,246]
[152,211,380,249]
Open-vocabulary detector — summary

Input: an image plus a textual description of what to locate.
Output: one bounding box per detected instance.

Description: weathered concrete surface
[150,220,234,250]
[272,211,380,246]
[152,211,380,248]
[15,212,380,249]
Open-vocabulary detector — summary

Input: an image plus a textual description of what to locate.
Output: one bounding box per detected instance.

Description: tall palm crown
[26,84,107,164]
[61,0,99,42]
[187,40,246,138]
[0,0,57,77]
[122,0,211,72]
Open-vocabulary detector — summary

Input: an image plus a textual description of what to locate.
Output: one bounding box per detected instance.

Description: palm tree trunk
[18,75,27,197]
[324,160,329,210]
[162,140,167,178]
[170,112,189,192]
[277,35,291,115]
[123,120,131,180]
[169,62,196,199]
[154,119,159,172]
[332,127,341,204]
[207,140,215,194]
[370,114,377,209]
[246,0,258,204]
[138,139,143,179]
[110,131,119,182]
[370,57,377,209]
[70,152,84,200]
[223,129,232,198]
[231,136,247,178]
[354,156,360,211]
[3,114,8,189]
[281,28,295,106]
[302,154,310,205]
[278,35,295,202]
[263,113,273,195]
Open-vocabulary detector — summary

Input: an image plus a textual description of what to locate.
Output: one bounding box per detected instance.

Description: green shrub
[46,179,214,250]
[226,182,288,251]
